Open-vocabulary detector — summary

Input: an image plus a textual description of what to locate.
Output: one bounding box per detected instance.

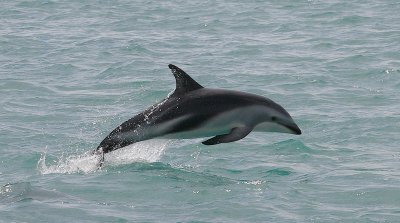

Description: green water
[1,0,400,222]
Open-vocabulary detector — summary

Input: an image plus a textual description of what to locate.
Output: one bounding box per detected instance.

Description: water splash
[38,139,171,174]
[106,139,170,166]
[37,151,102,174]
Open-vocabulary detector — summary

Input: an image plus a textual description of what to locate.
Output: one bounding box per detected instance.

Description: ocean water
[1,0,400,222]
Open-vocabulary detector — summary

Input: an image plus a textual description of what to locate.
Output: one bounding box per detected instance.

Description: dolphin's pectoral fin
[202,126,253,145]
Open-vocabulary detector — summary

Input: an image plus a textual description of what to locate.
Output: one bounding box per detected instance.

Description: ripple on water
[0,182,32,203]
[264,168,293,177]
[270,139,315,154]
[0,182,75,204]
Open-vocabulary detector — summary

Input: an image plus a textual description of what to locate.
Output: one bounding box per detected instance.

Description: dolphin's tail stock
[92,146,105,168]
[92,135,127,168]
[92,137,127,168]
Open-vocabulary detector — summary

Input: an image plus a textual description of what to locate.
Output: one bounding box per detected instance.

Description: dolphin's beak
[284,122,302,135]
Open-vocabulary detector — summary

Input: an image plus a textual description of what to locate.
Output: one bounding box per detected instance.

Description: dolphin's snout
[285,123,302,135]
[288,123,301,135]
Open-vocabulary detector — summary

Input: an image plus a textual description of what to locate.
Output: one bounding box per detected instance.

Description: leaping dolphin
[95,64,301,160]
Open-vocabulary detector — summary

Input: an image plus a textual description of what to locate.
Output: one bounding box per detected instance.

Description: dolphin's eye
[271,116,277,121]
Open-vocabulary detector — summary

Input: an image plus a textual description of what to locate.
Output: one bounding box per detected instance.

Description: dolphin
[95,64,301,159]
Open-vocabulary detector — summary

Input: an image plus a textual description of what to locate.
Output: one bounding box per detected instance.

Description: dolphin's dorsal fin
[168,64,203,97]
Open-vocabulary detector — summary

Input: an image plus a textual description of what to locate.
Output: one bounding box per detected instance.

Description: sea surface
[1,0,400,222]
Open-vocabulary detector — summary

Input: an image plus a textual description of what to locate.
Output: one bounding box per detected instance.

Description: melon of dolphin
[95,64,301,156]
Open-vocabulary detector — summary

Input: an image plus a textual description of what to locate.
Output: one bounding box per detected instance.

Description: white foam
[105,139,170,166]
[37,151,102,174]
[37,139,171,174]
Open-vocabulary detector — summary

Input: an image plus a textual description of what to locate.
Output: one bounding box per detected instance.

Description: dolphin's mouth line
[283,123,302,135]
